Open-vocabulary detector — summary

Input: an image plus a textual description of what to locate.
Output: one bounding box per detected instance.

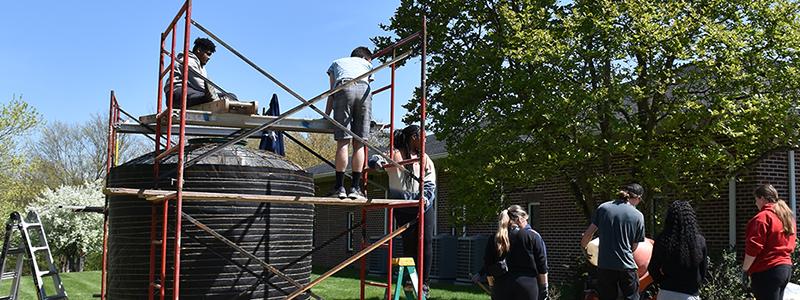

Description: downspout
[729,177,736,248]
[789,150,796,215]
[384,190,389,235]
[433,200,438,235]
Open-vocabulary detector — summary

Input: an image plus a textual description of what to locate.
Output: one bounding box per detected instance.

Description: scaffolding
[101,0,429,299]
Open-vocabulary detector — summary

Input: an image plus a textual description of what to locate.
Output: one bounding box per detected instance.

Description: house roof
[306,134,448,178]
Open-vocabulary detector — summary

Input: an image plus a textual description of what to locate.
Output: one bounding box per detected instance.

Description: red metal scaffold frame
[101,1,429,299]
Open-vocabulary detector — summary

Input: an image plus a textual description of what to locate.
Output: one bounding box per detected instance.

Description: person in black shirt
[479,205,549,300]
[648,201,708,300]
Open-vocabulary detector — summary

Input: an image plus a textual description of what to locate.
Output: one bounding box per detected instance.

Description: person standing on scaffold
[369,125,437,298]
[325,46,374,200]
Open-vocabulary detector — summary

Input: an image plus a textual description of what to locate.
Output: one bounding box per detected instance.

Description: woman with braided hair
[648,201,708,300]
[369,124,437,297]
[743,184,796,300]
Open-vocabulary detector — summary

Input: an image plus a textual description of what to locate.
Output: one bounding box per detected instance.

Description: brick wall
[693,151,800,257]
[435,172,457,236]
[312,175,388,268]
[312,166,461,275]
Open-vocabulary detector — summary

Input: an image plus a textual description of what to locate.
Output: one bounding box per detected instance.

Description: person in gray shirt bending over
[324,47,374,200]
[580,183,646,300]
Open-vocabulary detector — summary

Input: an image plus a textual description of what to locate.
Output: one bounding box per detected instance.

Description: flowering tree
[28,180,104,272]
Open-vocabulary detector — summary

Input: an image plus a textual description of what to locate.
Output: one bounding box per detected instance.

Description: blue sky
[0,0,420,126]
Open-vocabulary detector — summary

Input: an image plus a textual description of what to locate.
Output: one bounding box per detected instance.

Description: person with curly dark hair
[164,37,235,108]
[369,124,437,298]
[648,201,708,300]
[743,184,796,300]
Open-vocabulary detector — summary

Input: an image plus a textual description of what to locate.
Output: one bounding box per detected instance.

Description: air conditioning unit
[456,235,489,283]
[367,236,403,276]
[430,234,457,282]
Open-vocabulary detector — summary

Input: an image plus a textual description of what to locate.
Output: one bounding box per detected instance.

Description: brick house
[307,136,800,285]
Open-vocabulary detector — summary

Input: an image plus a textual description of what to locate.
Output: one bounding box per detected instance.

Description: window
[347,212,355,251]
[528,202,541,229]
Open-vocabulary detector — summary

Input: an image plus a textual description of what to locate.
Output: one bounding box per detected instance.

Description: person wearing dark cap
[580,183,646,300]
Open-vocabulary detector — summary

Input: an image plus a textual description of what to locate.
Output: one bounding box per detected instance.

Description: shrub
[27,180,104,272]
[700,247,750,300]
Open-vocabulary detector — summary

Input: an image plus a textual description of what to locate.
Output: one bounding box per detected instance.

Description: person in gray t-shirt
[581,183,645,300]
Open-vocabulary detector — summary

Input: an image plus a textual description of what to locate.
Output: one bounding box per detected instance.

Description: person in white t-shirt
[325,47,374,200]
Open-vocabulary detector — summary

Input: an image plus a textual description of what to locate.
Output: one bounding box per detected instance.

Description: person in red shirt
[742,184,797,300]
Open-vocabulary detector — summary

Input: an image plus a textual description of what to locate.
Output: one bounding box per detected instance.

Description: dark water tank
[106,139,314,300]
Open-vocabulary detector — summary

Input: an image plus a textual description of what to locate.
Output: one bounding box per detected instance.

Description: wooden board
[117,123,304,137]
[104,188,419,207]
[189,98,258,115]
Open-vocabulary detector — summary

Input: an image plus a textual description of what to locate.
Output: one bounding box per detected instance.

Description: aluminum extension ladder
[0,211,67,300]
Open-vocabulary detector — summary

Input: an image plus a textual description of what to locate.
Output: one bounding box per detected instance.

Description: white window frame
[347,212,355,251]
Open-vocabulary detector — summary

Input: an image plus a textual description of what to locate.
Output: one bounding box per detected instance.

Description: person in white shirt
[325,47,374,200]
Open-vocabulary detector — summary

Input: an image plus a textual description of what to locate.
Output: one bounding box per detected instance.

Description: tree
[377,0,800,227]
[284,129,391,169]
[0,98,41,217]
[27,180,104,272]
[284,133,338,169]
[29,113,147,189]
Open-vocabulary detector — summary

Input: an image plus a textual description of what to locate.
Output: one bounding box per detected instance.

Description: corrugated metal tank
[106,138,313,300]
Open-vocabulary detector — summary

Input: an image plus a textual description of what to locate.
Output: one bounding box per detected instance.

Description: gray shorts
[332,81,372,141]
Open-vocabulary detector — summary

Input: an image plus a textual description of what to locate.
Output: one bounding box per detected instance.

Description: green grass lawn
[0,268,488,300]
[0,270,101,299]
[310,267,489,300]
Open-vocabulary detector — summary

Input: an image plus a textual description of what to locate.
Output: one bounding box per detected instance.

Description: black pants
[751,264,791,300]
[492,273,539,300]
[170,86,210,108]
[169,86,238,109]
[394,207,434,285]
[597,268,639,300]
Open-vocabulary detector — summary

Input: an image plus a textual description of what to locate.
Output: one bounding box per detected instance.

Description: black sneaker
[423,284,430,299]
[329,186,347,199]
[348,187,366,200]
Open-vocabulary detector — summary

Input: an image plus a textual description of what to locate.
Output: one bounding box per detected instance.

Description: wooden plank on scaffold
[104,188,418,207]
